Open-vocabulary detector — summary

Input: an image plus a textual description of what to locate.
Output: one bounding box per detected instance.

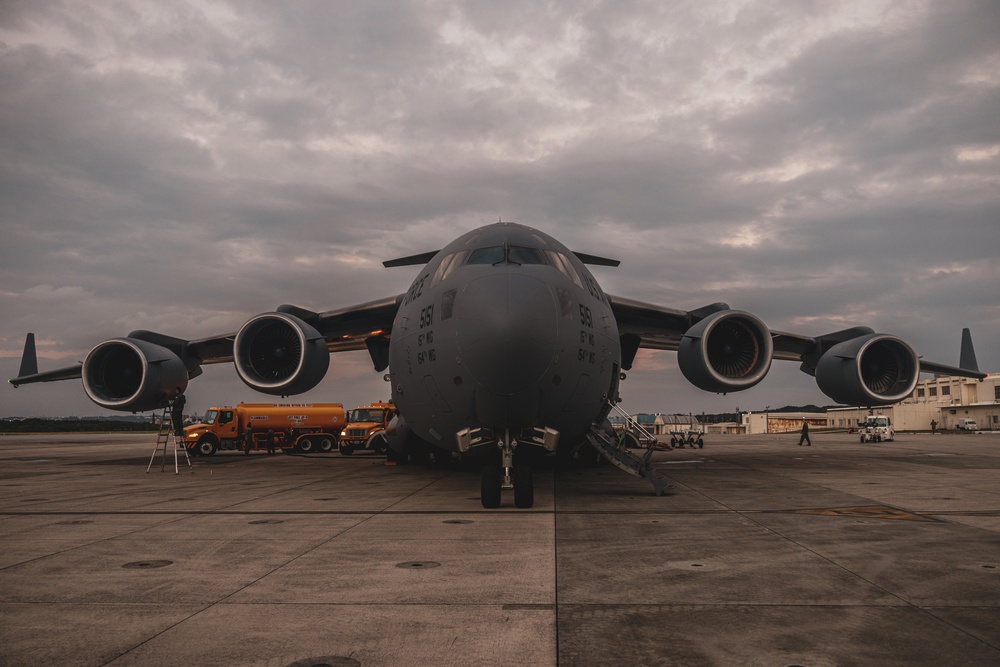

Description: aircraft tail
[960,328,979,373]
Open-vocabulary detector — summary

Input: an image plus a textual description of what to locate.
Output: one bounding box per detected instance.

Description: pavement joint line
[698,485,1000,655]
[102,502,390,664]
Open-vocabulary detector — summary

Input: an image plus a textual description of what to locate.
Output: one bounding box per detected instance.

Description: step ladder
[585,423,672,496]
[146,405,193,474]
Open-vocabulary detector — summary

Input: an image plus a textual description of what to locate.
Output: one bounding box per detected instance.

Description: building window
[942,386,950,396]
[917,388,925,398]
[929,387,937,397]
[995,386,1000,401]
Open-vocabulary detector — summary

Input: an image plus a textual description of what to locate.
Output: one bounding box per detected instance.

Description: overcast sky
[2,0,998,419]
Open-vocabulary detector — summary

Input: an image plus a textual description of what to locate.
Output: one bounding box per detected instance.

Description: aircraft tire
[513,465,534,509]
[481,463,502,509]
[697,438,704,449]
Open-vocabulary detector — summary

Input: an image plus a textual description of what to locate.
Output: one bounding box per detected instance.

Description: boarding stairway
[146,404,193,474]
[585,404,672,496]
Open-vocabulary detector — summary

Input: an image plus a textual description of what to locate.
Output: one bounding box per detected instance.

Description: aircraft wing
[608,294,986,382]
[9,295,404,391]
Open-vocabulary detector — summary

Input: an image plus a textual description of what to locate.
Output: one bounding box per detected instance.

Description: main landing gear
[480,431,534,509]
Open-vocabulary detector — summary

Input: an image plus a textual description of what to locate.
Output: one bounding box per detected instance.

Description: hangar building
[827,373,999,432]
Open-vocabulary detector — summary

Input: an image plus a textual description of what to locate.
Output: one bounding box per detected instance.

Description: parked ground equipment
[183,403,345,456]
[338,401,395,455]
[859,415,895,443]
[668,430,705,448]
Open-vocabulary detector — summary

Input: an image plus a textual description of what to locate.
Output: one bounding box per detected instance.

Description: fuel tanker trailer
[184,402,345,456]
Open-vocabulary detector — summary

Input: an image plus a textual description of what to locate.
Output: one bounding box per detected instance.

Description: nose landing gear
[480,430,534,509]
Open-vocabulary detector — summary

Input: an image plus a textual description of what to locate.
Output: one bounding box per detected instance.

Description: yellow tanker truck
[338,401,395,455]
[184,402,345,456]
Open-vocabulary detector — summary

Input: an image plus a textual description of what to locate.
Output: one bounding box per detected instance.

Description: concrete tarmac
[1,431,998,666]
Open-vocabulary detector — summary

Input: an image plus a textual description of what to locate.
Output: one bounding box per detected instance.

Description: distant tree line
[697,405,832,423]
[0,418,159,433]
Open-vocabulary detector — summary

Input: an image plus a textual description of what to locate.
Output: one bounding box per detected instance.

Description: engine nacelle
[234,312,330,396]
[82,338,188,412]
[677,310,773,393]
[815,333,919,405]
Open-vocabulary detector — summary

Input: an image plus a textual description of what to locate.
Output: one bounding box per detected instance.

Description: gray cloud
[2,0,998,417]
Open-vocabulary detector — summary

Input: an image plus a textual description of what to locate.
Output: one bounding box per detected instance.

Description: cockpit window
[466,245,546,266]
[467,246,506,264]
[430,250,469,288]
[544,250,585,289]
[507,246,545,264]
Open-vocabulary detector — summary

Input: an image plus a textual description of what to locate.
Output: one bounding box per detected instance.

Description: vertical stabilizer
[18,334,38,378]
[960,328,979,372]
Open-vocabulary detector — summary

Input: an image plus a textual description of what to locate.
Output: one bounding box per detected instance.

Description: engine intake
[234,312,330,396]
[815,334,918,405]
[677,310,773,393]
[82,338,188,412]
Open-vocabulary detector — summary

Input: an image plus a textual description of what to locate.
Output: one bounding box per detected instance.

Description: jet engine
[234,312,330,396]
[82,338,188,412]
[677,310,773,393]
[815,333,919,405]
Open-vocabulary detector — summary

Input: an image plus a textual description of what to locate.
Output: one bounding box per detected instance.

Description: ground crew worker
[170,392,186,436]
[930,419,938,434]
[797,419,811,446]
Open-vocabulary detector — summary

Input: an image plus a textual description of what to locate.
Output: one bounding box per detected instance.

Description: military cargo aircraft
[9,222,986,508]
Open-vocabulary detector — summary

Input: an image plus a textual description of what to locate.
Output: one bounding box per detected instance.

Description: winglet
[960,328,979,373]
[17,333,38,378]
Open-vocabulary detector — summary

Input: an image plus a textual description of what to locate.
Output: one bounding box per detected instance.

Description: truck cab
[956,418,978,431]
[859,415,894,443]
[185,408,241,456]
[339,401,395,455]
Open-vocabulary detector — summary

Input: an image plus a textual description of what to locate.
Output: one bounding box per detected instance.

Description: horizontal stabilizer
[573,252,620,267]
[383,250,440,268]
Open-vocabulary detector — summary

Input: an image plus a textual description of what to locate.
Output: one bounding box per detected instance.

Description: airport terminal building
[827,373,1000,432]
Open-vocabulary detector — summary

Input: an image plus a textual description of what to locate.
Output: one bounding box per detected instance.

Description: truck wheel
[298,437,315,453]
[339,443,355,456]
[367,431,389,455]
[319,438,334,453]
[196,438,217,457]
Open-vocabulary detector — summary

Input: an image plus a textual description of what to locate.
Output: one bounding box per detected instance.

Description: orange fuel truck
[184,403,345,456]
[338,401,395,455]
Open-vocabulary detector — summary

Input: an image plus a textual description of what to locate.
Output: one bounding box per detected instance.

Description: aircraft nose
[456,273,557,395]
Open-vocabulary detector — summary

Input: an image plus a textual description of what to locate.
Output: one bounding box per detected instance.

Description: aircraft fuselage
[387,223,622,456]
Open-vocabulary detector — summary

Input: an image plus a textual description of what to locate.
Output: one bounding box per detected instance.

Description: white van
[956,418,978,431]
